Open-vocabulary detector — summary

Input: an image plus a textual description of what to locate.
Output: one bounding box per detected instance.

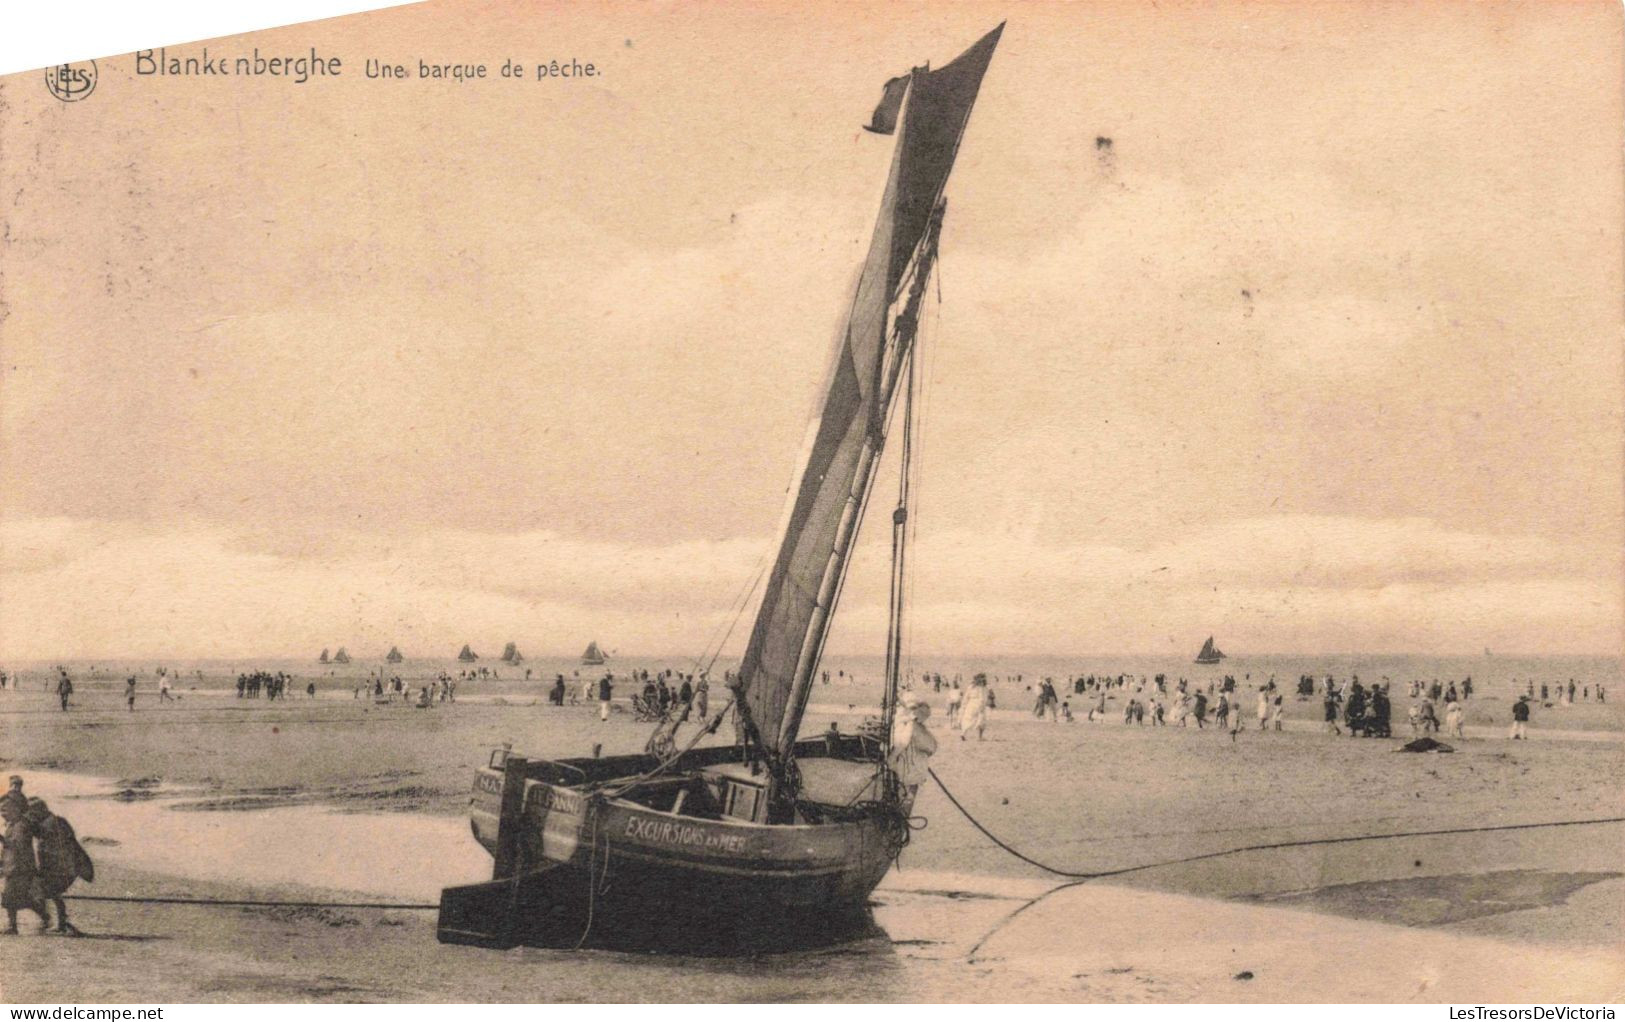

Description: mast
[734,27,1002,787]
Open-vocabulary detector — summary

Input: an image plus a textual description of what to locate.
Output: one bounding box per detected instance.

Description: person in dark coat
[25,798,91,935]
[1,799,48,934]
[1369,686,1392,738]
[1344,683,1367,736]
[1,777,25,818]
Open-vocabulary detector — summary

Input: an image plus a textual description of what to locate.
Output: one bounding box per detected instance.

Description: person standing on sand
[1256,687,1270,730]
[25,798,90,936]
[159,673,173,702]
[1,778,25,819]
[124,676,136,712]
[1510,695,1531,740]
[55,672,72,711]
[1445,697,1464,739]
[598,674,614,722]
[888,694,938,798]
[0,799,49,935]
[1323,690,1342,735]
[959,677,988,741]
[695,675,709,719]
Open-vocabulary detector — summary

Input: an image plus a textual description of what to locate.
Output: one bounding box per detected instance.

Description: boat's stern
[468,745,510,857]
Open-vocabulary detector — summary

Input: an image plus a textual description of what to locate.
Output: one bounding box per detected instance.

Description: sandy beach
[1,664,1621,1002]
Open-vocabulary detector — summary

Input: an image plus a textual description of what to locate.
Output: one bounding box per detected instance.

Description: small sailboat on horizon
[458,644,479,663]
[318,648,331,665]
[332,647,352,665]
[1194,636,1226,665]
[386,646,404,664]
[579,641,606,666]
[500,642,524,664]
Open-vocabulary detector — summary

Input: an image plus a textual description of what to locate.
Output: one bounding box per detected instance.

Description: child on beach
[1445,698,1464,738]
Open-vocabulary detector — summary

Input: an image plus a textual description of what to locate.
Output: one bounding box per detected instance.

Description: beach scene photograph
[0,0,1621,1006]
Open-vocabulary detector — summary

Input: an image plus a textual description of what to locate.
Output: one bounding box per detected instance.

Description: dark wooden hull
[442,737,905,951]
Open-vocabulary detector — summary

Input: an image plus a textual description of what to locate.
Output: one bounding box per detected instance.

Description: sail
[458,644,478,662]
[333,647,351,664]
[581,642,605,664]
[386,646,403,663]
[501,642,518,663]
[319,648,330,664]
[736,25,1002,760]
[1198,637,1215,658]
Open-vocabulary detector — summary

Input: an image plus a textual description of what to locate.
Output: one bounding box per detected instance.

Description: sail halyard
[735,25,1001,778]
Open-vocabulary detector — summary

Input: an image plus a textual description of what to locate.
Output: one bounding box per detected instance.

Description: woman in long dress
[959,678,989,741]
[888,695,938,796]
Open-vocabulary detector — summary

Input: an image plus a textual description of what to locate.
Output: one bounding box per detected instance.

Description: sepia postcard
[0,0,1622,1007]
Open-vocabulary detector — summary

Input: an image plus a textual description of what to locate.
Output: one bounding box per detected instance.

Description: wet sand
[1,684,1621,1001]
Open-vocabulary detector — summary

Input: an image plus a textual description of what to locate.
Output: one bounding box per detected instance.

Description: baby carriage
[631,694,667,723]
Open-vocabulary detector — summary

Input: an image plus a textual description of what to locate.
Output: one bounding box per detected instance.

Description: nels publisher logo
[44,60,98,102]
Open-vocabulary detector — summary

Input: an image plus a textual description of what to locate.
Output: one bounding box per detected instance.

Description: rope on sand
[64,894,439,911]
[927,767,1625,959]
[929,766,1625,881]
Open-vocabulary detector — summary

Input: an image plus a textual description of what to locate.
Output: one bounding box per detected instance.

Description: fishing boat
[318,648,331,665]
[332,647,352,664]
[437,24,1003,953]
[1195,636,1226,665]
[501,642,524,664]
[579,641,606,666]
[458,644,479,663]
[386,646,405,664]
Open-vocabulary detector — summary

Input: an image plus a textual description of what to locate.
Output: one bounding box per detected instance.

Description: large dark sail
[737,25,1002,761]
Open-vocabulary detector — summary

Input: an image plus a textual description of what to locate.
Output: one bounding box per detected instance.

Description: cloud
[1,513,1615,660]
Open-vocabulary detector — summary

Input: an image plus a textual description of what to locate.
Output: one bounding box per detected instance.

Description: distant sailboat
[458,644,479,663]
[1194,636,1225,665]
[386,646,404,664]
[318,648,331,664]
[580,641,606,666]
[332,647,352,664]
[500,642,523,664]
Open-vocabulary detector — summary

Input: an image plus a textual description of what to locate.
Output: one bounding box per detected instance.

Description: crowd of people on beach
[235,671,300,700]
[901,667,1607,744]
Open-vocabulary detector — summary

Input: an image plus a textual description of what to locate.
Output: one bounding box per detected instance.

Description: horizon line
[2,649,1620,664]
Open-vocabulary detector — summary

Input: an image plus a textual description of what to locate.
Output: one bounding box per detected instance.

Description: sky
[1,0,1621,660]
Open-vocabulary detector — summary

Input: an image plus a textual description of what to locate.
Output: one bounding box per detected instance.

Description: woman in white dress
[888,694,938,796]
[959,678,989,741]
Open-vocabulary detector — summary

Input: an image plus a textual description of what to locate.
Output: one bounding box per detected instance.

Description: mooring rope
[927,766,1625,959]
[63,893,438,910]
[929,766,1625,881]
